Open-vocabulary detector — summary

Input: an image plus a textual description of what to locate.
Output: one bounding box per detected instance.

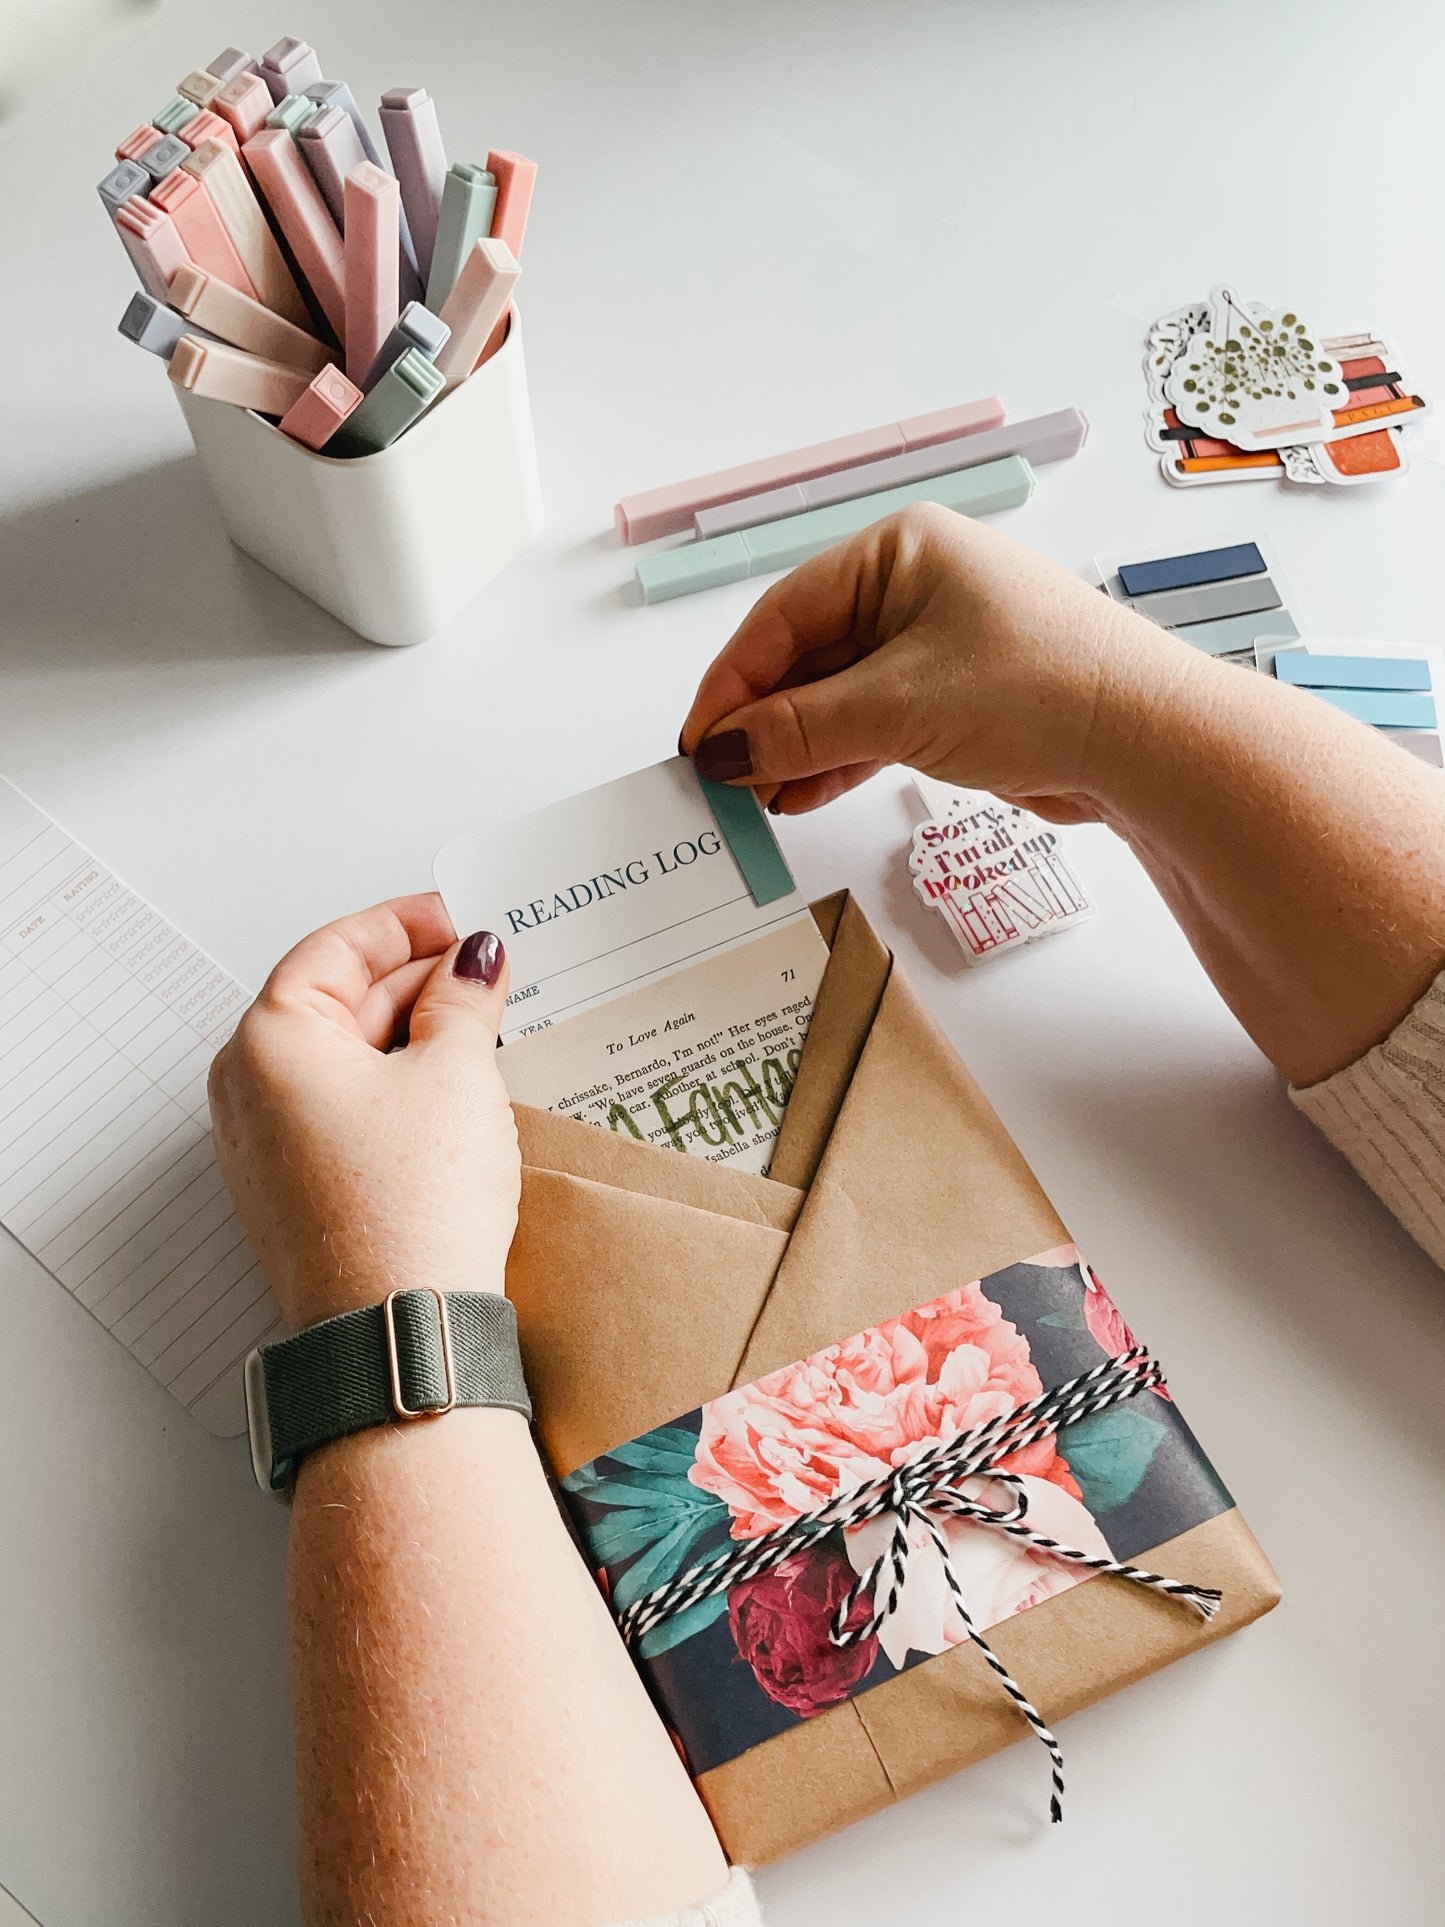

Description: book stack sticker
[909,774,1092,964]
[1145,282,1430,489]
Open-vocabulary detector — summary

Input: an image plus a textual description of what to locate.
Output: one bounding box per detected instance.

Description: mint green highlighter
[635,453,1035,603]
[327,345,446,457]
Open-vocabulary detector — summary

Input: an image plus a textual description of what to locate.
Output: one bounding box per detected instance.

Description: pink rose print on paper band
[842,1474,1113,1668]
[690,1273,1082,1542]
[1084,1263,1172,1401]
[688,1253,1136,1668]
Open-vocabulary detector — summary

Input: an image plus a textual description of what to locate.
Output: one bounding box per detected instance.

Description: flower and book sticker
[1143,282,1432,489]
[562,1246,1231,1783]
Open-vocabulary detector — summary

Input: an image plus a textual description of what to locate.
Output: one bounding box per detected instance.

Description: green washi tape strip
[697,776,796,908]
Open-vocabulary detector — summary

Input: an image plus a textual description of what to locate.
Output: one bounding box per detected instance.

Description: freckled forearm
[287,1409,728,1926]
[1086,636,1445,1085]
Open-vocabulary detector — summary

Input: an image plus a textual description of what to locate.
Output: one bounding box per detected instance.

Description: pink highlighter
[112,197,192,303]
[476,148,534,368]
[435,238,520,391]
[243,128,347,341]
[278,364,365,450]
[115,124,165,165]
[213,73,273,144]
[613,398,1008,543]
[149,168,257,300]
[343,164,400,390]
[177,108,240,157]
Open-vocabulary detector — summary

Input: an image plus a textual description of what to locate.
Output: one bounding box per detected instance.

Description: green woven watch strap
[257,1290,531,1488]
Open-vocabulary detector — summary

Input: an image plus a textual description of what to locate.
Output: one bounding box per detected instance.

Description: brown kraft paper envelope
[506,893,1281,1865]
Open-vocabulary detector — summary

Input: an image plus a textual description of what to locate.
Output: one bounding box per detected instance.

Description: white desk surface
[3,4,1444,1923]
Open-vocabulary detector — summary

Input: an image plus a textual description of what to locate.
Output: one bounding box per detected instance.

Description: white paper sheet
[0,777,278,1437]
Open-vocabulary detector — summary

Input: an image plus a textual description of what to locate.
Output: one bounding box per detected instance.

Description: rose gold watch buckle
[383,1286,457,1419]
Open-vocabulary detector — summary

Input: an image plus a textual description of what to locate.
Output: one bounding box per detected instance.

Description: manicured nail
[454,930,504,986]
[767,800,783,815]
[676,728,687,756]
[694,729,752,782]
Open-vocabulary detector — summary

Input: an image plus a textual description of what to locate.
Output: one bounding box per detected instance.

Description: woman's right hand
[679,503,1194,823]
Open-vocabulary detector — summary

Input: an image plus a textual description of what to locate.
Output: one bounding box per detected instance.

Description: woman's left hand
[208,893,519,1333]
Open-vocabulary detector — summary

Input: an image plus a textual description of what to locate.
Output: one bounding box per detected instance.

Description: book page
[499,916,829,1174]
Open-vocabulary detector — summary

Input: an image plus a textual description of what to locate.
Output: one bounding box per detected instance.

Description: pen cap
[98,159,150,211]
[172,311,541,647]
[178,70,223,107]
[207,48,257,84]
[178,109,239,155]
[214,72,272,141]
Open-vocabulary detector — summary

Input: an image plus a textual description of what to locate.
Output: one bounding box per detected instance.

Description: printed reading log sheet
[435,757,830,1169]
[0,777,277,1437]
[435,757,825,1042]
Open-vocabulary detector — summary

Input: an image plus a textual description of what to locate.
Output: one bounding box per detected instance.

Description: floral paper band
[562,1247,1232,1779]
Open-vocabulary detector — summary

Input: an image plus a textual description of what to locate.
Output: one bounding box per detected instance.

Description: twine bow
[616,1346,1222,1821]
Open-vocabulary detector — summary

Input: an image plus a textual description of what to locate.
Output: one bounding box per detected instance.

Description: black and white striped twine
[615,1345,1222,1821]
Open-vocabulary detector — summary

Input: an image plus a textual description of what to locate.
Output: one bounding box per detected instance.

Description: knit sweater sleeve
[1290,972,1445,1267]
[605,1869,763,1927]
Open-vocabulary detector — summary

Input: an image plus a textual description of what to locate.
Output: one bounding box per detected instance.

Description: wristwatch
[245,1286,532,1494]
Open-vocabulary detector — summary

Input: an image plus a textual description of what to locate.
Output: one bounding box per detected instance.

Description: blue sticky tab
[1274,653,1432,693]
[1118,543,1266,598]
[1307,687,1437,729]
[696,777,796,907]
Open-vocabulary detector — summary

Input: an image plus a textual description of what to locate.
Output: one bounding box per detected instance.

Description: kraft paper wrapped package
[505,894,1280,1865]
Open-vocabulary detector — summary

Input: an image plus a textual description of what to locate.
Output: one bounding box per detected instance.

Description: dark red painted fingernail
[767,800,783,815]
[676,729,687,756]
[455,930,504,986]
[694,729,752,782]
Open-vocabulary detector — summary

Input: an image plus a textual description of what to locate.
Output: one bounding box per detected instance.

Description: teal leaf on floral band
[567,1444,733,1573]
[1038,1306,1087,1330]
[566,1470,702,1509]
[585,1491,727,1559]
[603,1428,706,1476]
[612,1512,726,1613]
[611,1519,698,1611]
[587,1507,681,1565]
[1058,1406,1168,1513]
[638,1589,730,1660]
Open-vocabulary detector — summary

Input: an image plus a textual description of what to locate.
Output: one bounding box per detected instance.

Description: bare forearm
[1091,634,1445,1086]
[289,1409,728,1927]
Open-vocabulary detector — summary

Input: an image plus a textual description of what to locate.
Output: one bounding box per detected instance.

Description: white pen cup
[173,313,542,647]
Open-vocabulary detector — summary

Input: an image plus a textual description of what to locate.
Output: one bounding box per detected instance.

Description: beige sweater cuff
[606,1868,763,1927]
[1290,972,1445,1268]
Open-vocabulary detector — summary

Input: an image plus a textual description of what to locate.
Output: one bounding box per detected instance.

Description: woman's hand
[209,893,518,1333]
[682,504,1445,1091]
[679,503,1193,823]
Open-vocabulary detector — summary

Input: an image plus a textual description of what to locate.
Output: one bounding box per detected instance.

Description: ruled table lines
[0,778,282,1436]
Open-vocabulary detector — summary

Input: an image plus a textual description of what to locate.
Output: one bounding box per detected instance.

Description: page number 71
[780,968,795,982]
